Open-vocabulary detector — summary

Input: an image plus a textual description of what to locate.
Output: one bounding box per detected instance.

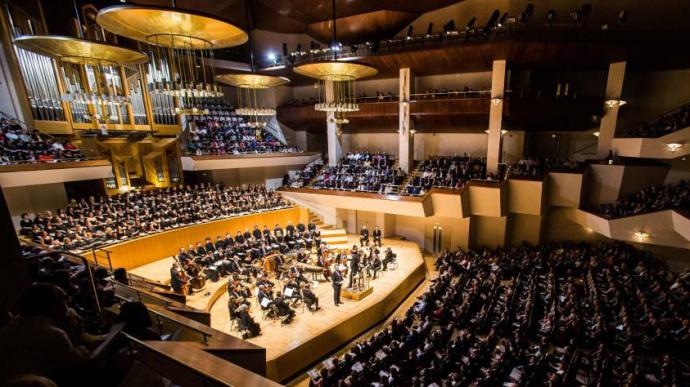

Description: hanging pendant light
[293,0,376,115]
[216,73,290,127]
[96,4,248,115]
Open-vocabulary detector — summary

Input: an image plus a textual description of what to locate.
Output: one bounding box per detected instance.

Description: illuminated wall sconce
[491,97,503,106]
[633,231,650,241]
[584,227,593,233]
[410,129,417,135]
[484,129,508,135]
[593,131,600,137]
[666,143,683,152]
[605,99,627,108]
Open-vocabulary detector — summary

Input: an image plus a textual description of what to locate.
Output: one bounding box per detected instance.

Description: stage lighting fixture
[521,4,534,22]
[443,19,456,33]
[546,10,556,27]
[465,17,476,30]
[498,13,508,27]
[406,26,413,39]
[426,22,433,36]
[486,10,500,30]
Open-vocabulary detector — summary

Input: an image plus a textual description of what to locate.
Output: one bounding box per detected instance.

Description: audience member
[597,180,690,217]
[309,242,690,386]
[311,152,405,193]
[0,117,83,165]
[624,104,690,138]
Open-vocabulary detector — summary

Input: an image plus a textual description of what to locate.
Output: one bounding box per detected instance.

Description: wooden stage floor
[131,236,425,382]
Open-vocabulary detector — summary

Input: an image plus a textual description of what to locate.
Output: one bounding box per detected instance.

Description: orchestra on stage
[169,222,398,338]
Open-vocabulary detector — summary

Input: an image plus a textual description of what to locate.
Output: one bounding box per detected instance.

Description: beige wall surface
[507,213,542,246]
[508,179,543,216]
[470,215,507,249]
[4,183,69,227]
[547,172,584,208]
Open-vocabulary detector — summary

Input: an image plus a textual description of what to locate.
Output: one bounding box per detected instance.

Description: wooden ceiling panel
[306,10,419,43]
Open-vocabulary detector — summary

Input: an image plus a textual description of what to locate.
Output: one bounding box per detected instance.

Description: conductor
[360,225,369,247]
[332,267,344,306]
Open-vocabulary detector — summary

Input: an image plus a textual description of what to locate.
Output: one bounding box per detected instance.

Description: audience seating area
[623,103,690,138]
[404,155,488,195]
[19,184,289,251]
[310,152,406,193]
[596,180,690,218]
[185,105,299,155]
[507,157,584,178]
[310,242,690,387]
[287,159,324,188]
[0,115,83,165]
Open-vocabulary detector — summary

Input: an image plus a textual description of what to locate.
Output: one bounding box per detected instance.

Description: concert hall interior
[1,0,690,386]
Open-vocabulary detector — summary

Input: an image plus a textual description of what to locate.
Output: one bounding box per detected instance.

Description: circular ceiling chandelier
[294,61,377,113]
[96,5,248,110]
[13,35,147,110]
[291,0,376,116]
[216,73,290,120]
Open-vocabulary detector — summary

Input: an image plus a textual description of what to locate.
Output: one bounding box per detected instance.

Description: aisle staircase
[307,209,350,250]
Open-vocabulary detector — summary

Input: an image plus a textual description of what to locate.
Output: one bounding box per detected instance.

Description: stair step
[320,229,346,237]
[323,237,348,245]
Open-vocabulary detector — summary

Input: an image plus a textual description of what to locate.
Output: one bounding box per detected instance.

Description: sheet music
[260,297,270,308]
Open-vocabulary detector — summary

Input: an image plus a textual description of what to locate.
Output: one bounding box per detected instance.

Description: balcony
[0,159,113,187]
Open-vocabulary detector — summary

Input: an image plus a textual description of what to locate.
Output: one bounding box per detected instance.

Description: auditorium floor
[208,236,426,381]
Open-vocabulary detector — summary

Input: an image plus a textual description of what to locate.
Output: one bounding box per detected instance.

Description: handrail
[91,247,113,272]
[111,279,173,309]
[145,304,211,344]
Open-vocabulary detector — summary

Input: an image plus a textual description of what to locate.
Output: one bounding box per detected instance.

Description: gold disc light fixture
[13,35,148,122]
[96,5,248,114]
[216,73,290,127]
[292,0,377,116]
[294,62,377,113]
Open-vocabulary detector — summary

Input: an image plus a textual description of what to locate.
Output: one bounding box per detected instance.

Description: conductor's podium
[341,285,374,300]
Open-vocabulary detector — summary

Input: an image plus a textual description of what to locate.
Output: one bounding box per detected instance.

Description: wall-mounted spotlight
[666,143,683,152]
[593,131,600,137]
[605,99,626,108]
[491,97,503,105]
[633,231,650,241]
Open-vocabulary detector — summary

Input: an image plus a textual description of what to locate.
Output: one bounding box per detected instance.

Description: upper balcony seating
[310,152,405,194]
[287,158,324,188]
[622,103,690,138]
[19,184,289,252]
[0,113,83,165]
[309,242,690,387]
[186,103,300,156]
[507,157,585,178]
[404,155,488,195]
[595,180,690,218]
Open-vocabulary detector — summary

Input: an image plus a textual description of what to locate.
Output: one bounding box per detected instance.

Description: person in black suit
[360,225,369,247]
[373,226,382,247]
[348,250,360,288]
[332,268,344,306]
[273,291,295,324]
[301,283,320,311]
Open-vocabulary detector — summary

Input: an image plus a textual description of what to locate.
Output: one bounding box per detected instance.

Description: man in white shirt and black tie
[332,267,344,306]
